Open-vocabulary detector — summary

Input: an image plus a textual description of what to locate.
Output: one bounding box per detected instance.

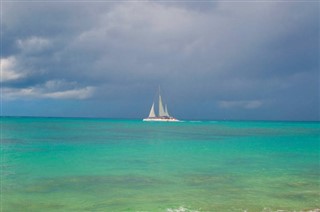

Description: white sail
[164,104,170,117]
[158,94,166,117]
[148,102,156,117]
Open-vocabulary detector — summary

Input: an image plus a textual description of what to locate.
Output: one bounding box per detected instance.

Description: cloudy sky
[1,1,319,120]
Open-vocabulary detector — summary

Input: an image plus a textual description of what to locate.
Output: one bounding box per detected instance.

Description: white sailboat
[143,88,179,122]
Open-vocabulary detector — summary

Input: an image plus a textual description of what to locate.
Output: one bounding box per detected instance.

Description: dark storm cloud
[1,1,319,120]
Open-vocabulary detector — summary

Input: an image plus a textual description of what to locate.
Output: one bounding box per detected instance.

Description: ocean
[1,117,319,212]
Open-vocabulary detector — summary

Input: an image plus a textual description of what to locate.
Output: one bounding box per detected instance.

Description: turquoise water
[1,117,319,211]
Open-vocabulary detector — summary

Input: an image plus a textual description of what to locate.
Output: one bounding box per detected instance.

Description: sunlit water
[1,117,319,211]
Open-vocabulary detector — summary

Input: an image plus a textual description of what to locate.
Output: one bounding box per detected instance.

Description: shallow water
[1,117,319,211]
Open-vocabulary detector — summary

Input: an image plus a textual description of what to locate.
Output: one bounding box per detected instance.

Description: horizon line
[1,115,319,122]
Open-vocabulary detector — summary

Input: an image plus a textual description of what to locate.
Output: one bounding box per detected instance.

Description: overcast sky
[1,1,319,120]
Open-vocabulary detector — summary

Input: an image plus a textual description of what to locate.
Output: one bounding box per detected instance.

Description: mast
[148,102,156,118]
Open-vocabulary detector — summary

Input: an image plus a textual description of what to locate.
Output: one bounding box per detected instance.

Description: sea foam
[166,206,200,212]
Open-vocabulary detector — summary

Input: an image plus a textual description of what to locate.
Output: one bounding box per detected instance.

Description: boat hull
[143,117,180,122]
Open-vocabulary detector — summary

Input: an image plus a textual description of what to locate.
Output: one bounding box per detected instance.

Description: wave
[186,120,219,123]
[261,208,320,212]
[165,207,320,212]
[166,206,200,212]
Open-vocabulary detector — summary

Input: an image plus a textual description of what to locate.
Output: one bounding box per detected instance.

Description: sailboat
[143,88,179,122]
